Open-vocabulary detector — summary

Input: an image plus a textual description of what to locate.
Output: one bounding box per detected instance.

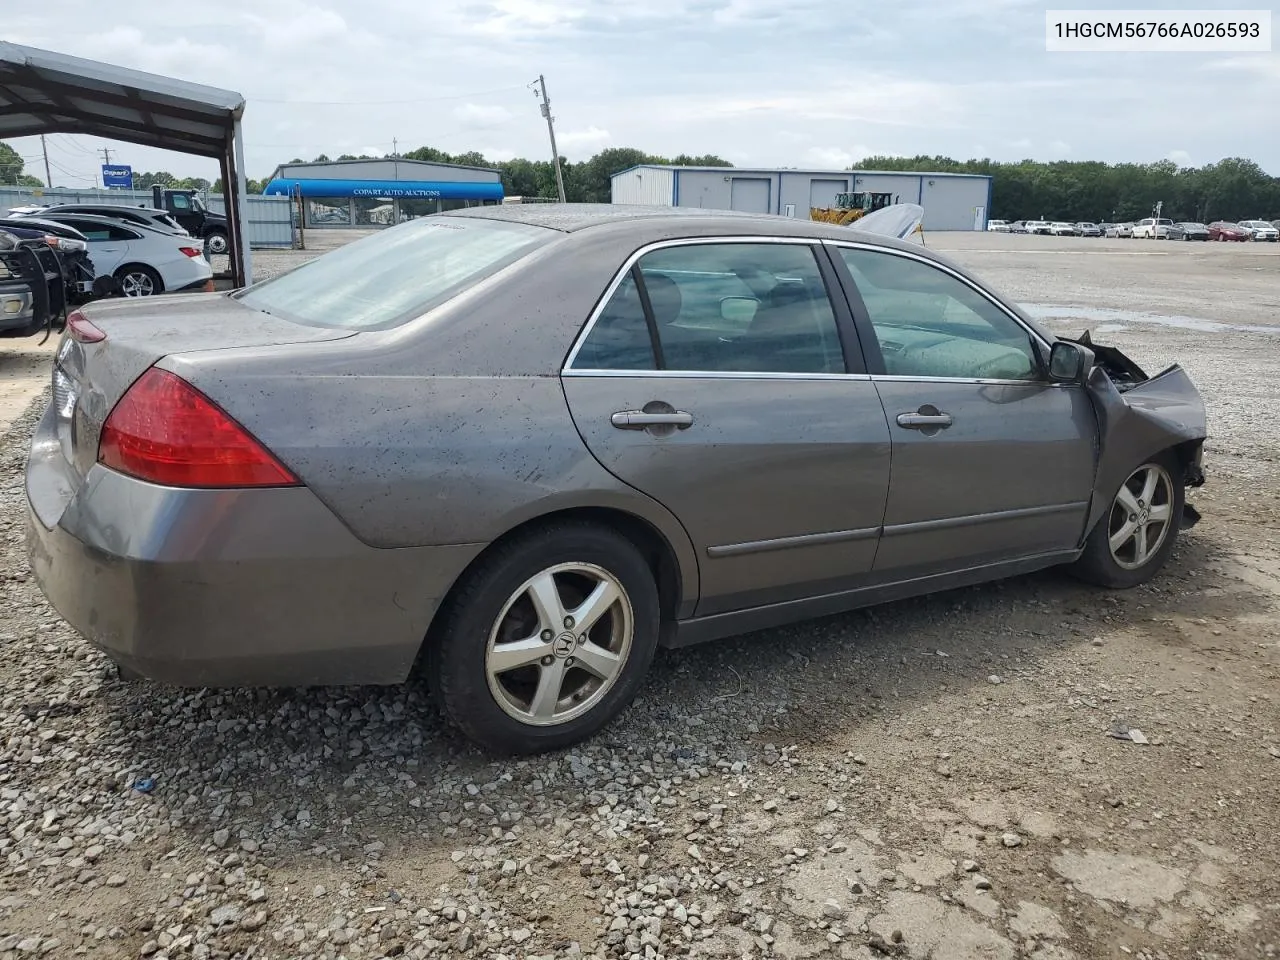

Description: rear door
[561,238,892,617]
[827,241,1096,581]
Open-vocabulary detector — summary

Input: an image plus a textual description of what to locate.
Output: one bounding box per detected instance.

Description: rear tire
[114,264,163,298]
[427,522,660,754]
[206,231,229,255]
[1071,452,1184,589]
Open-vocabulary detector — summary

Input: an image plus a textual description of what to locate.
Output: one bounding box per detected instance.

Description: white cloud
[1167,149,1192,167]
[452,103,515,125]
[2,0,1276,184]
[557,126,612,154]
[804,146,874,169]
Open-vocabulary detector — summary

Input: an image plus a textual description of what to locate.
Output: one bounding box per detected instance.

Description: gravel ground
[1,232,1278,960]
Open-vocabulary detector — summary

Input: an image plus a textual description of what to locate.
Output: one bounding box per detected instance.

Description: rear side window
[571,242,846,375]
[235,217,551,331]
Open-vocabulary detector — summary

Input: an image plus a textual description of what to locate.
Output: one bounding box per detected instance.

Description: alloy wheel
[485,562,633,726]
[1108,463,1174,570]
[119,271,156,297]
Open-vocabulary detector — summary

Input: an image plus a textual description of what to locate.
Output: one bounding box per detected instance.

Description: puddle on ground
[1021,303,1280,335]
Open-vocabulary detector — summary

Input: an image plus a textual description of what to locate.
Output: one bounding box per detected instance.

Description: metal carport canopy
[0,41,253,286]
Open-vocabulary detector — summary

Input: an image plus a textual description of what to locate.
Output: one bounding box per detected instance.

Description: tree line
[854,155,1279,223]
[7,137,1278,221]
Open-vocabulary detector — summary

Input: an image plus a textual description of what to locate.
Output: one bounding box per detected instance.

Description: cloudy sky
[4,0,1278,186]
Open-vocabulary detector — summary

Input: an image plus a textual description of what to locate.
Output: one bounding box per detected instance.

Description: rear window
[234,216,552,331]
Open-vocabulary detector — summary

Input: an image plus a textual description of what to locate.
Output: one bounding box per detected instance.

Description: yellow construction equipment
[809,191,898,224]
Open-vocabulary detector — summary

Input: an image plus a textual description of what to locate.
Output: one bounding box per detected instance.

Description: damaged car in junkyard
[25,205,1207,754]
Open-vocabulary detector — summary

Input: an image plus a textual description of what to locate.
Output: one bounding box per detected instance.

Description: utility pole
[100,147,113,166]
[535,74,566,203]
[40,135,52,187]
[392,138,398,158]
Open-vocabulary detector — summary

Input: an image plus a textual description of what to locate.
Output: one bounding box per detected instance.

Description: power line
[50,134,99,157]
[249,84,529,106]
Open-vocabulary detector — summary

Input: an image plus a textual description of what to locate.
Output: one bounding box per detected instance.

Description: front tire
[427,522,660,754]
[1071,454,1184,588]
[206,231,229,255]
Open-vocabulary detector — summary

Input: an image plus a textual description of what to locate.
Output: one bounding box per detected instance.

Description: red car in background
[1208,221,1251,241]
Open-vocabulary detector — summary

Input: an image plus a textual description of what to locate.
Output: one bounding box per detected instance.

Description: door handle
[611,410,694,429]
[896,413,952,428]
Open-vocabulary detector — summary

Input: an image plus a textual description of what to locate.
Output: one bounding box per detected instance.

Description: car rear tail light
[179,246,203,258]
[66,310,106,343]
[98,368,299,488]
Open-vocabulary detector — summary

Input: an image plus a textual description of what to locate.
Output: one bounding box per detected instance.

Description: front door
[829,242,1097,580]
[561,239,891,617]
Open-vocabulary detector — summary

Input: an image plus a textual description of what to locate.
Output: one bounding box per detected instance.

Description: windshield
[191,196,206,213]
[235,216,552,331]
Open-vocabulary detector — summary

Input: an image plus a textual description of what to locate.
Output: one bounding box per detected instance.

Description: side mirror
[1048,340,1093,383]
[719,296,759,326]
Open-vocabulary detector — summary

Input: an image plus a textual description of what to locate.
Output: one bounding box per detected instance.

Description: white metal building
[610,165,994,231]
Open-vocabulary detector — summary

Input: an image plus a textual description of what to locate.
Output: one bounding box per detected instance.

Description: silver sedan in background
[26,206,1207,753]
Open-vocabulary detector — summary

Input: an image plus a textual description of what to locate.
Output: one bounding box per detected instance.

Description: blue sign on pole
[101,165,133,189]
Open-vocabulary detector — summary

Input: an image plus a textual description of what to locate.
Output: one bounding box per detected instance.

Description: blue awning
[262,177,504,201]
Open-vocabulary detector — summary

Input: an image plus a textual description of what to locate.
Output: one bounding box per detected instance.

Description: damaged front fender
[1069,333,1208,536]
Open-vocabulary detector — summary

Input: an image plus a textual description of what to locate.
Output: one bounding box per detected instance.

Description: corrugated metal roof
[613,164,992,180]
[0,41,244,157]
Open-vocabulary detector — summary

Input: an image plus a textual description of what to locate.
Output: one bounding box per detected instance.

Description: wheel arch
[416,504,695,675]
[112,262,164,293]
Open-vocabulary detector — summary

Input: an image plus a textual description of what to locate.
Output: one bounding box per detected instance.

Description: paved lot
[0,230,1277,960]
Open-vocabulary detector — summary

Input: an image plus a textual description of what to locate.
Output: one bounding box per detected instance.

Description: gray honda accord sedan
[26,205,1207,753]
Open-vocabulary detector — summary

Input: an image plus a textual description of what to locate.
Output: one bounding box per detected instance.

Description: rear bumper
[25,406,482,687]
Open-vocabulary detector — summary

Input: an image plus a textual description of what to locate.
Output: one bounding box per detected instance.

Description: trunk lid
[54,292,353,482]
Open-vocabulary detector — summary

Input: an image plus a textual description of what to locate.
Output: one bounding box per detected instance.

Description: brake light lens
[66,310,105,343]
[179,246,203,258]
[98,368,299,488]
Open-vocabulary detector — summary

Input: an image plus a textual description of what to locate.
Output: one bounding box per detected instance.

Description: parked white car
[1024,220,1053,235]
[1133,217,1179,239]
[1238,220,1279,241]
[986,219,1011,232]
[1049,221,1078,236]
[1106,222,1134,238]
[36,213,212,297]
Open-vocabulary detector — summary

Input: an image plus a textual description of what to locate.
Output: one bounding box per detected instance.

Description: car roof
[48,203,170,216]
[441,202,946,256]
[40,212,165,232]
[0,216,87,238]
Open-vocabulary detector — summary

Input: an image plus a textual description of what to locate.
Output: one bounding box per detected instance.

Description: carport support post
[232,119,252,286]
[218,151,238,284]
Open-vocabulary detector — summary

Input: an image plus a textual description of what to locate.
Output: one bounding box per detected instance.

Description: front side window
[837,247,1040,381]
[572,242,846,374]
[170,194,192,211]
